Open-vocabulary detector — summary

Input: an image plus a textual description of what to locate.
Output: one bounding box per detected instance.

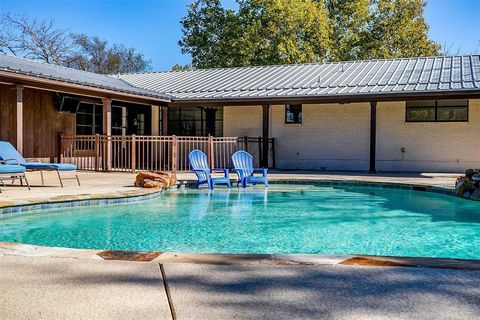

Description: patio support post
[369,101,377,174]
[151,105,160,136]
[16,85,23,155]
[262,104,270,168]
[102,98,112,171]
[208,135,214,169]
[162,107,168,135]
[94,134,100,171]
[171,135,177,174]
[131,134,136,173]
[57,132,64,163]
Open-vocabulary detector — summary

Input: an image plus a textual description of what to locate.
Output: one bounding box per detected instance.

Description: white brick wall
[224,106,263,137]
[376,100,480,172]
[223,99,480,172]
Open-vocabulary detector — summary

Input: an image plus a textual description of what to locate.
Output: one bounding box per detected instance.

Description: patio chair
[231,150,268,188]
[0,141,80,188]
[188,149,231,190]
[0,163,30,192]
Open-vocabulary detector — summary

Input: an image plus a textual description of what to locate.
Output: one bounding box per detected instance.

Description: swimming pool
[1,184,479,260]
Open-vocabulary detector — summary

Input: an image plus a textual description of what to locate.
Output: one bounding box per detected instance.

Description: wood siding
[0,84,75,160]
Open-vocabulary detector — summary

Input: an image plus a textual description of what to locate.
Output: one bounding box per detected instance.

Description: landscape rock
[455,169,480,201]
[134,171,177,189]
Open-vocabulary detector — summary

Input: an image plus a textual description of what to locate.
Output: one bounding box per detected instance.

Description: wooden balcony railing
[58,134,275,173]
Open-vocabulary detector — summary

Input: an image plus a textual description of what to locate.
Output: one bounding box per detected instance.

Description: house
[1,53,479,173]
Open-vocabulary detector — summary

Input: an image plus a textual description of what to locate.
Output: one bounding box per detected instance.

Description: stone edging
[180,178,456,197]
[1,242,478,270]
[0,188,163,215]
[269,179,457,196]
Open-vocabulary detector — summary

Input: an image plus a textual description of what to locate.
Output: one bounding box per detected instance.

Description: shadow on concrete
[165,263,480,320]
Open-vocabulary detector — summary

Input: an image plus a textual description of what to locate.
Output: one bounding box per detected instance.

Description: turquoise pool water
[1,185,479,259]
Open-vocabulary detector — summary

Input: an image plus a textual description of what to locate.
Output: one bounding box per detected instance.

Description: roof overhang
[0,70,170,106]
[168,90,480,107]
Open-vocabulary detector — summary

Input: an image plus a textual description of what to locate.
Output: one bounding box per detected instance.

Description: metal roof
[0,54,171,101]
[2,54,479,103]
[119,55,480,102]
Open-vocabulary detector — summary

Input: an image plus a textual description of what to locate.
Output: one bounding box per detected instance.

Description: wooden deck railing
[59,134,275,173]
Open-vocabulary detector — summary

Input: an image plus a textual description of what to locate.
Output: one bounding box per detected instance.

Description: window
[168,106,223,136]
[111,106,127,136]
[76,102,103,135]
[406,100,468,122]
[285,104,302,124]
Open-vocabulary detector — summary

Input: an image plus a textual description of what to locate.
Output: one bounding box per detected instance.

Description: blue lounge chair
[0,141,80,187]
[0,163,30,192]
[231,150,268,188]
[188,149,231,190]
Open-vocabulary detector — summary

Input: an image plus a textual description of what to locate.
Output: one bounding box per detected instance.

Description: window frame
[285,104,302,124]
[405,100,469,123]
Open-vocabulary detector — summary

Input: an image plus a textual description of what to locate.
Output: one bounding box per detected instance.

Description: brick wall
[223,99,480,172]
[376,100,480,172]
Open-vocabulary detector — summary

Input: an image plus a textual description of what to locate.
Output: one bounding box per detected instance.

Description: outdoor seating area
[0,141,80,188]
[188,149,268,189]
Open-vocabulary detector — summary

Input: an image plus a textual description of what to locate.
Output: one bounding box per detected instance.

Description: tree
[236,0,331,65]
[0,14,73,65]
[68,34,151,74]
[325,0,371,61]
[171,63,193,71]
[179,0,442,68]
[0,14,151,74]
[179,0,331,67]
[365,0,441,59]
[179,0,240,68]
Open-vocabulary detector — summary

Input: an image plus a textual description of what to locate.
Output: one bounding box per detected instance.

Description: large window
[406,100,468,122]
[285,104,302,124]
[76,102,103,135]
[168,106,223,136]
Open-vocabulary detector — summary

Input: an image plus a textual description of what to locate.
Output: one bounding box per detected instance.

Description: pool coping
[1,242,479,270]
[0,187,164,214]
[270,179,457,196]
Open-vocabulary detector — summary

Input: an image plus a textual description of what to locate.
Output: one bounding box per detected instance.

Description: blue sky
[1,0,479,70]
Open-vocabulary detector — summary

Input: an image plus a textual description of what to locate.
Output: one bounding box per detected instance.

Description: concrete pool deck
[0,254,479,320]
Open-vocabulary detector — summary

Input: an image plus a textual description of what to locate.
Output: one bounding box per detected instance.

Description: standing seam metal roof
[118,55,480,101]
[1,54,479,102]
[0,54,171,100]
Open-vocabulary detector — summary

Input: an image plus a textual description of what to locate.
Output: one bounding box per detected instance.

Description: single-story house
[0,53,479,173]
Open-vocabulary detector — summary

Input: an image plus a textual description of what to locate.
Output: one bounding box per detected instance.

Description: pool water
[1,185,480,259]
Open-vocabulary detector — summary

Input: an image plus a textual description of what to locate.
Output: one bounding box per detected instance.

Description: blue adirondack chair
[0,141,80,187]
[0,163,30,192]
[231,150,268,188]
[188,150,231,190]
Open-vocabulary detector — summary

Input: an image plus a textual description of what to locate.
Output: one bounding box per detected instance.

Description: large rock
[456,169,480,201]
[134,171,177,189]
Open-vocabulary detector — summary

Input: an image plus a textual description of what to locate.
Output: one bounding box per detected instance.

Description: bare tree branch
[0,13,74,64]
[0,13,151,73]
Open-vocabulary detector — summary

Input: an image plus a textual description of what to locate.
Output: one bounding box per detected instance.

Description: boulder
[455,169,480,201]
[134,171,177,189]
